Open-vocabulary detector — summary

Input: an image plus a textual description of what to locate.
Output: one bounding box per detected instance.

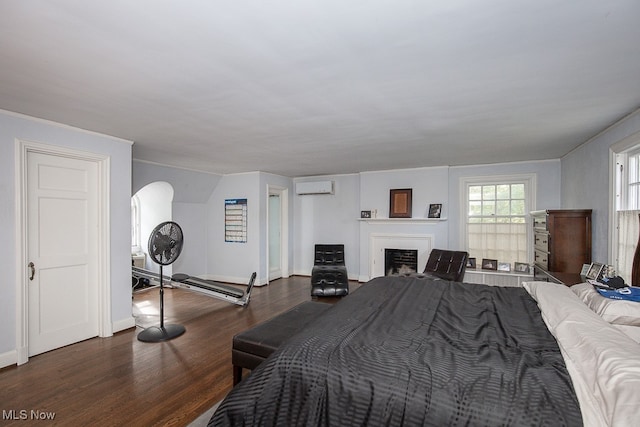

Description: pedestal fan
[138,221,186,342]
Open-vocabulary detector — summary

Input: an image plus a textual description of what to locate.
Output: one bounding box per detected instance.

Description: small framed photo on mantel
[428,203,442,218]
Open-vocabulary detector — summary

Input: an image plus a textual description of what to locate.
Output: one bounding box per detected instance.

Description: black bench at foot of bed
[231,301,332,385]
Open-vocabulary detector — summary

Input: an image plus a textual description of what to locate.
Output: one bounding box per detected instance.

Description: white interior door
[268,194,282,280]
[27,151,99,356]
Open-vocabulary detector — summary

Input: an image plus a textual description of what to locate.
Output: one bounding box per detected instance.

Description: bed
[209,276,640,426]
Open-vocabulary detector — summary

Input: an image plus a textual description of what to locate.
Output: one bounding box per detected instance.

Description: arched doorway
[131,181,174,275]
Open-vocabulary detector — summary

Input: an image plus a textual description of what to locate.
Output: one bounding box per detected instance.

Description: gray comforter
[210,277,582,426]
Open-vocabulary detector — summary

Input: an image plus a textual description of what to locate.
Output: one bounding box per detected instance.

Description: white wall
[132,160,222,203]
[172,202,208,276]
[358,167,450,279]
[0,110,132,364]
[293,174,361,279]
[293,162,563,281]
[206,172,262,284]
[132,161,221,277]
[562,109,640,263]
[360,166,450,220]
[133,163,294,286]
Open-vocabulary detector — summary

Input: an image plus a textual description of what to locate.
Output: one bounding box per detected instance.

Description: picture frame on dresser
[585,262,604,280]
[580,263,591,276]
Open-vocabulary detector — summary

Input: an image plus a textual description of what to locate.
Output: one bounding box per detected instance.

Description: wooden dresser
[531,209,592,285]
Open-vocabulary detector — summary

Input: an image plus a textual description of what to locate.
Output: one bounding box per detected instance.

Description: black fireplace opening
[385,248,418,276]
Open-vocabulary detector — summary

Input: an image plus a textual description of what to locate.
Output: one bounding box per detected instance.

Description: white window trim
[608,130,640,266]
[615,147,640,211]
[459,173,537,263]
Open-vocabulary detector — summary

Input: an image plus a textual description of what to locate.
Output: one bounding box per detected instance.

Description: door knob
[28,262,35,280]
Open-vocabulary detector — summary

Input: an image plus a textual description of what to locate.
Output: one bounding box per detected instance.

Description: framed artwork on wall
[224,198,247,243]
[389,188,412,218]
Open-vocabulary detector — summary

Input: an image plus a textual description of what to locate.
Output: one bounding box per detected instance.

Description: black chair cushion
[314,244,345,265]
[423,249,469,282]
[311,244,349,297]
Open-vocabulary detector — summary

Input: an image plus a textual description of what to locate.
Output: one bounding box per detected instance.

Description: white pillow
[570,283,640,326]
[523,281,640,427]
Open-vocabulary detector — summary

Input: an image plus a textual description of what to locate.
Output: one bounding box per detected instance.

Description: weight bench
[132,266,256,307]
[232,301,332,385]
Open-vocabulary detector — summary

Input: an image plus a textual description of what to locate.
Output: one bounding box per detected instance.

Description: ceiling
[1,1,639,177]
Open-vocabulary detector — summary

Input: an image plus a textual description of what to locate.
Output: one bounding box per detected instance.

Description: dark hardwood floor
[0,276,362,426]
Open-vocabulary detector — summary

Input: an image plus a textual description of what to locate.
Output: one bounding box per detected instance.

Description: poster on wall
[225,198,247,243]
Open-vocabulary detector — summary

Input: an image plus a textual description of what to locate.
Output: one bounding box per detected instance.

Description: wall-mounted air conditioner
[295,180,334,195]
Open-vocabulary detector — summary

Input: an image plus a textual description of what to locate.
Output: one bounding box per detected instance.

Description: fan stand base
[137,324,186,342]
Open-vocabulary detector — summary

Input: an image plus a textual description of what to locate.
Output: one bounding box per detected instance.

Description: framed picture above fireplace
[389,188,412,218]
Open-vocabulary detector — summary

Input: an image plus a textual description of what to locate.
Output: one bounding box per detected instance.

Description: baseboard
[0,349,17,369]
[113,316,136,333]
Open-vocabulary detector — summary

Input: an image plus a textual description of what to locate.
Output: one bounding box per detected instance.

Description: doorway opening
[131,181,174,276]
[267,186,289,282]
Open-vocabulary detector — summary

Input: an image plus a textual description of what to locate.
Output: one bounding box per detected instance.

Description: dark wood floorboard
[0,276,362,426]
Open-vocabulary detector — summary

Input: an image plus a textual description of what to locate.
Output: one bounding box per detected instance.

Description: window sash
[618,148,640,211]
[467,222,528,265]
[462,177,533,266]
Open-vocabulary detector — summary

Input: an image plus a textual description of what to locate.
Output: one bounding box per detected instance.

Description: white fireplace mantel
[358,218,446,225]
[366,233,434,281]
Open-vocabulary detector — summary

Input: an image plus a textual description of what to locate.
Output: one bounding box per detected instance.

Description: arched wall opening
[132,181,175,275]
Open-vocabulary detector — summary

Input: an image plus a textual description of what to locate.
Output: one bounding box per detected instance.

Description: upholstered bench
[232,301,332,385]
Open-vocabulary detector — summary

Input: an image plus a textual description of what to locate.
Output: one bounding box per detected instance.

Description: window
[614,145,640,281]
[616,147,640,211]
[461,175,535,266]
[131,195,141,253]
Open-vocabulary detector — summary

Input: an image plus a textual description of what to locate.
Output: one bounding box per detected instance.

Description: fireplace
[366,233,433,281]
[385,248,418,276]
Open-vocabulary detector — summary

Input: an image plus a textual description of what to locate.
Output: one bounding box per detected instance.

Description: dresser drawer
[534,232,549,251]
[532,214,548,230]
[534,250,548,270]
